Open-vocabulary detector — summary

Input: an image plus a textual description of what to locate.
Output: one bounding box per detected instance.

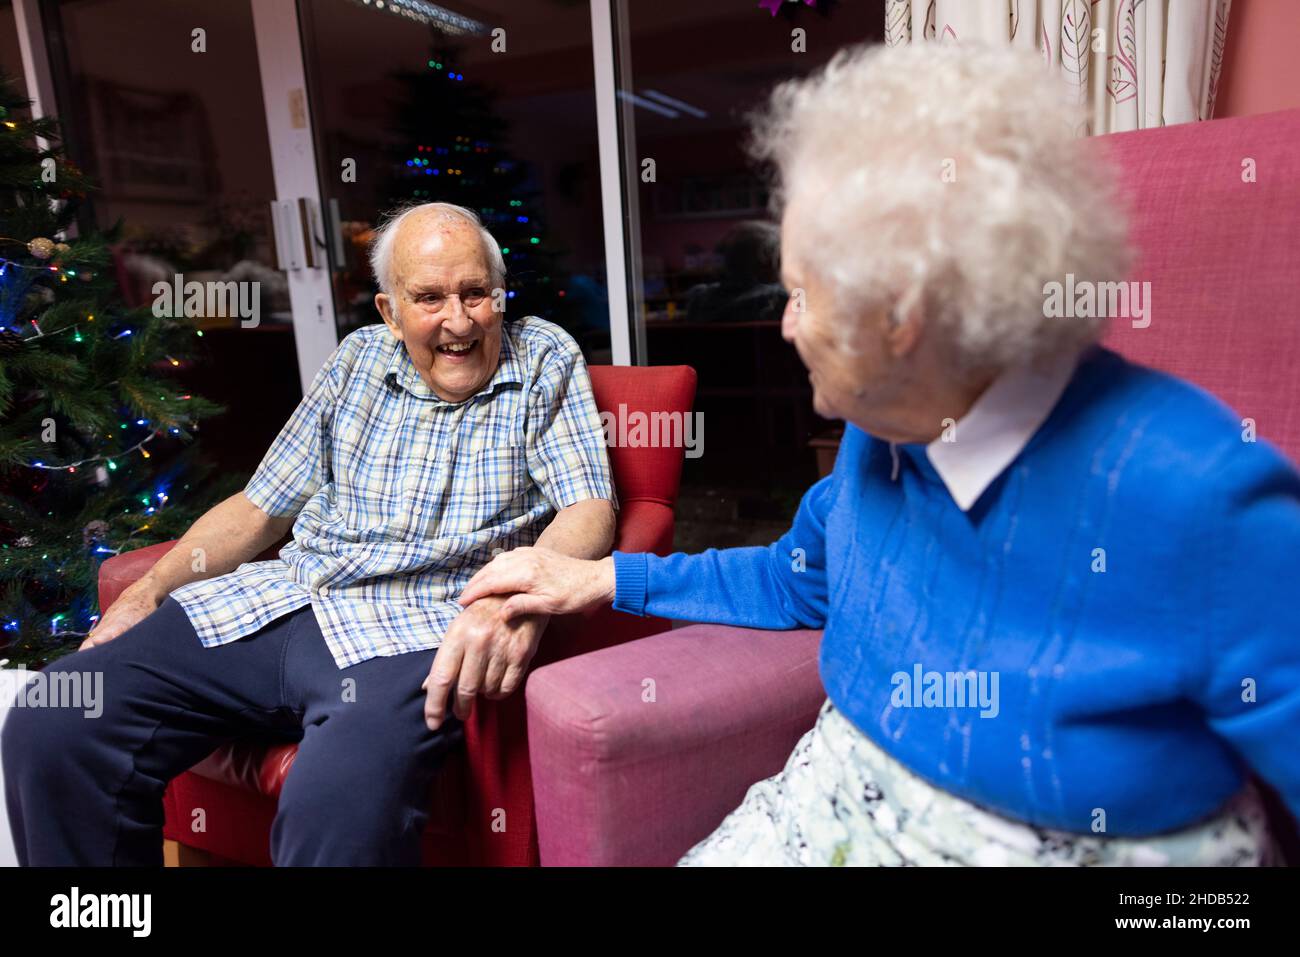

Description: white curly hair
[750,42,1132,373]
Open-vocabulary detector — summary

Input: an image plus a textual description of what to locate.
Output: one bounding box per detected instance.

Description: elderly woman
[459,44,1300,866]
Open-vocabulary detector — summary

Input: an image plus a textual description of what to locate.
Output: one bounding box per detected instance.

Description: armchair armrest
[97,537,290,613]
[98,541,178,613]
[609,499,674,555]
[525,623,824,866]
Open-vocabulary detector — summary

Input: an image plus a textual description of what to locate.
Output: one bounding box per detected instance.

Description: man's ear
[375,293,403,340]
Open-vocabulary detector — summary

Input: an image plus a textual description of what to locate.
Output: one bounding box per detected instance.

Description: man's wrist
[593,556,617,605]
[132,570,170,605]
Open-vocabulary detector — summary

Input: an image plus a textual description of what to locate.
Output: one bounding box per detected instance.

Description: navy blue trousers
[2,597,463,866]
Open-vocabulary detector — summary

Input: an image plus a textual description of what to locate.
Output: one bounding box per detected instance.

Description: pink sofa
[524,107,1300,866]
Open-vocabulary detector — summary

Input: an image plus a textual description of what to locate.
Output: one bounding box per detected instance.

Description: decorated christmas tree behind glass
[0,73,223,667]
[381,44,578,332]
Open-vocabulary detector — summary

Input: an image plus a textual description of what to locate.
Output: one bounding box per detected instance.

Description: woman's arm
[1194,445,1300,825]
[460,475,835,631]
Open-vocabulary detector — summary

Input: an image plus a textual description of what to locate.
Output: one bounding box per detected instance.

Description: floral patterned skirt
[678,698,1277,867]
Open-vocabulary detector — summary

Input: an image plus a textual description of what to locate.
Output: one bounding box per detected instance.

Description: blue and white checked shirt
[170,316,616,669]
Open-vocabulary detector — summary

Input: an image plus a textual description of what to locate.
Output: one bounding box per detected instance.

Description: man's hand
[422,594,548,731]
[79,578,160,651]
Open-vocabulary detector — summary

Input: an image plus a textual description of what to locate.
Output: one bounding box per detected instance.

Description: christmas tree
[377,42,587,337]
[0,73,223,667]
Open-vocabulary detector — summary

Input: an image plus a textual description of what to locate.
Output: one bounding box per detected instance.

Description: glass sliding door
[298,0,612,362]
[609,0,884,548]
[42,0,307,475]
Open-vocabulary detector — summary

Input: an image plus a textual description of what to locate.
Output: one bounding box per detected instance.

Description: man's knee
[272,774,425,865]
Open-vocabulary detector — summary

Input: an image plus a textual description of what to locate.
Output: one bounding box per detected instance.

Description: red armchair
[96,363,697,866]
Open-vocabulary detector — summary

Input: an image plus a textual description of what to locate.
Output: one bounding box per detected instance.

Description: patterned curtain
[885,0,1232,134]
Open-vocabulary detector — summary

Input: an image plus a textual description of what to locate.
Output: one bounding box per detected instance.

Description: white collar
[918,351,1080,511]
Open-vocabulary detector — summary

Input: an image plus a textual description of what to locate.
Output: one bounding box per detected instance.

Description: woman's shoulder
[1067,348,1299,510]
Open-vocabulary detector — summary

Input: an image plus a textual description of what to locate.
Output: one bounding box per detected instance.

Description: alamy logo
[890,664,1000,718]
[50,887,151,937]
[1042,273,1151,329]
[6,667,102,718]
[152,273,260,328]
[599,403,704,459]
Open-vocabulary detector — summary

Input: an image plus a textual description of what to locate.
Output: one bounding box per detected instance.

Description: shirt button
[242,613,257,625]
[413,504,422,514]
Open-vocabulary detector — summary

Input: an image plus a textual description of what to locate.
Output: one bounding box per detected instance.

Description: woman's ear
[883,295,923,359]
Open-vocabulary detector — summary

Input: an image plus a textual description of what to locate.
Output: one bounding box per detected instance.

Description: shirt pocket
[444,445,530,536]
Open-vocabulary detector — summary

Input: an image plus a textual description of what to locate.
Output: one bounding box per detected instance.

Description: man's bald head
[369,202,506,298]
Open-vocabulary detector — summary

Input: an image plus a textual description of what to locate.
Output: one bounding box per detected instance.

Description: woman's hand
[458,547,616,618]
[79,578,160,650]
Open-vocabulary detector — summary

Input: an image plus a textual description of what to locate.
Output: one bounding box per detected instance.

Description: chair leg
[165,839,213,866]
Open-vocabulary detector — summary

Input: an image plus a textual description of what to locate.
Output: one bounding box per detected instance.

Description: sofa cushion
[1102,108,1300,465]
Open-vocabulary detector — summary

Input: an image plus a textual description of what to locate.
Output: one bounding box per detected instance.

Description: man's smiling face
[375,209,503,403]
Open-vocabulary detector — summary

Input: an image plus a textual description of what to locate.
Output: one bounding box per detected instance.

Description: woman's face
[779,219,889,426]
[778,205,957,444]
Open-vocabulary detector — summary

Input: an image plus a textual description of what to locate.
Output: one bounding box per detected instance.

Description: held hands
[422,594,549,731]
[423,548,617,730]
[456,547,616,618]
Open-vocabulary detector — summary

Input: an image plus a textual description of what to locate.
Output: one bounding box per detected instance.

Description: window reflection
[299,0,610,360]
[621,0,883,545]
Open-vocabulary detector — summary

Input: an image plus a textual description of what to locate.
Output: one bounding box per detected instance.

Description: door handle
[269,198,328,271]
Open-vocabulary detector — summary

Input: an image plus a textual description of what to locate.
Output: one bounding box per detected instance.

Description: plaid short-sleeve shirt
[170,316,616,669]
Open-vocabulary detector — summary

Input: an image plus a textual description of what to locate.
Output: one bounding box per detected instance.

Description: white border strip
[251,0,339,393]
[590,0,633,366]
[12,0,57,147]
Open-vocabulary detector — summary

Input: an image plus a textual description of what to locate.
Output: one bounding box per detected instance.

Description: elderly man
[2,202,616,866]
